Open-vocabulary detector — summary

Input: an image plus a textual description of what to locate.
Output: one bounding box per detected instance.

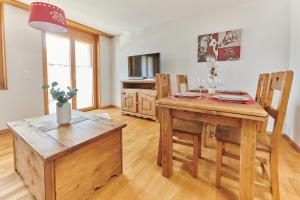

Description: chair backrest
[255,73,270,107]
[265,71,293,153]
[176,74,189,93]
[156,73,172,99]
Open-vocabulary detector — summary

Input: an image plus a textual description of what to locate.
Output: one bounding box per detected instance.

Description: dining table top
[156,92,269,121]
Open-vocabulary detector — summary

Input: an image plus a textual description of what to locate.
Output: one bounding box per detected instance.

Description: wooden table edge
[156,103,268,122]
[8,123,127,162]
[44,126,126,161]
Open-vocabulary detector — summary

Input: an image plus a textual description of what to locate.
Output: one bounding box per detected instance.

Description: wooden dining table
[156,93,268,200]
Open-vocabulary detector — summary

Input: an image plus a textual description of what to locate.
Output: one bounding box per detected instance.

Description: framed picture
[198,29,241,62]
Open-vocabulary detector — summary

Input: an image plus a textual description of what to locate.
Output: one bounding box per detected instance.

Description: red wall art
[198,29,241,62]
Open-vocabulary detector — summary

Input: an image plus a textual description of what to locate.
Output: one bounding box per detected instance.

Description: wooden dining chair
[156,73,204,177]
[203,73,270,149]
[176,74,215,149]
[176,74,189,93]
[215,71,293,200]
[255,73,270,135]
[255,73,270,106]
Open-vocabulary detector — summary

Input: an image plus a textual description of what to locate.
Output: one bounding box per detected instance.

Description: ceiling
[19,0,251,36]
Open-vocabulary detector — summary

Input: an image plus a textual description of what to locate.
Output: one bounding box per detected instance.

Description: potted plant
[42,82,78,125]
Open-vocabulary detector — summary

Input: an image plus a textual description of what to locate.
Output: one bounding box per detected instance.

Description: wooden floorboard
[0,108,299,200]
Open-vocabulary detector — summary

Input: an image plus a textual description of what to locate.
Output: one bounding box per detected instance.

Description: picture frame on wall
[198,29,241,62]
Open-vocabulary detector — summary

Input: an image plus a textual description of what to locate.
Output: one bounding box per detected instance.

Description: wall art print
[198,29,241,62]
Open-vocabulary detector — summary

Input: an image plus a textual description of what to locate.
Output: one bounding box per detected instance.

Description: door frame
[41,29,100,114]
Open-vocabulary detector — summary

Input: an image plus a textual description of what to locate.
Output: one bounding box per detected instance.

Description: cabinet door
[138,91,156,116]
[121,91,137,113]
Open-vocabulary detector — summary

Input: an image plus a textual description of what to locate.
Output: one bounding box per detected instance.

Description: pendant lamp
[28,2,67,33]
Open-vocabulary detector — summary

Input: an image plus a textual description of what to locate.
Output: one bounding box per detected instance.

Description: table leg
[157,108,162,166]
[239,119,257,200]
[12,134,17,172]
[161,107,173,178]
[45,161,55,200]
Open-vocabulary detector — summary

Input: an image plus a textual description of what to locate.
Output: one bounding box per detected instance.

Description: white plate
[179,92,201,97]
[214,95,250,101]
[217,89,245,93]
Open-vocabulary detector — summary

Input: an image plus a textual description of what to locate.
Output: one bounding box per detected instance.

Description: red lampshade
[28,2,67,33]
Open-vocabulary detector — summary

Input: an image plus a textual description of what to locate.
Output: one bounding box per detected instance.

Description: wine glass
[217,77,224,88]
[197,77,206,95]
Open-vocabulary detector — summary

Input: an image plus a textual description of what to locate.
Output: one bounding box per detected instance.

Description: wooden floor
[1,108,300,200]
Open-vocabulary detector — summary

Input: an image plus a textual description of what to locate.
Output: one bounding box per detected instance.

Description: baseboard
[121,111,157,121]
[100,105,120,109]
[282,134,300,153]
[0,128,10,134]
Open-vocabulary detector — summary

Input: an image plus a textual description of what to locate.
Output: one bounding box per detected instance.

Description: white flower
[50,11,65,25]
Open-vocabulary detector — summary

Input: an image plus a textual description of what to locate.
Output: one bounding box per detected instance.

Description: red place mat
[209,97,256,105]
[189,89,247,95]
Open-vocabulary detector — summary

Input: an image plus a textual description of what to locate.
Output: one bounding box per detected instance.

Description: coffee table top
[8,111,126,161]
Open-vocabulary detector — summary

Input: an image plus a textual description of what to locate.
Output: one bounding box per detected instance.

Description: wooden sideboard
[121,80,157,120]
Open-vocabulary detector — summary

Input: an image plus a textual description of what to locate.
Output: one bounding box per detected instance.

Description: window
[45,34,72,113]
[0,2,7,90]
[42,28,99,114]
[75,40,94,109]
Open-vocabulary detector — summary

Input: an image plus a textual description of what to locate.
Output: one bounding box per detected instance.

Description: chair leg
[210,124,217,139]
[270,155,280,200]
[216,140,223,187]
[261,121,268,136]
[192,135,199,178]
[198,135,202,158]
[203,123,208,147]
[157,108,163,167]
[157,131,162,166]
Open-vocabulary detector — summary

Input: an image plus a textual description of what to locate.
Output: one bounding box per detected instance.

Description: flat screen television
[128,53,160,79]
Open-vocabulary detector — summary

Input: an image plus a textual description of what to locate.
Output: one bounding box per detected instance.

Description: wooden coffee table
[8,111,126,200]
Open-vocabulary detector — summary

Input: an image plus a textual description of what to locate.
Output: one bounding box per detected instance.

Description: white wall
[286,0,300,146]
[111,0,291,107]
[0,5,44,129]
[100,35,112,107]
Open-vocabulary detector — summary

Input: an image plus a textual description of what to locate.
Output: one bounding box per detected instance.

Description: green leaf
[47,82,78,105]
[42,84,49,89]
[57,102,63,107]
[59,91,65,97]
[57,96,65,103]
[51,82,58,87]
